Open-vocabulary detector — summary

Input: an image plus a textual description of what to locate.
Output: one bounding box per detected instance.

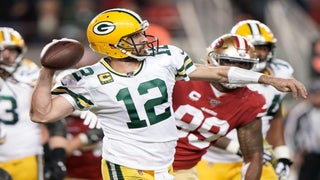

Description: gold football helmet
[0,27,26,73]
[231,20,276,71]
[207,34,257,89]
[87,8,159,61]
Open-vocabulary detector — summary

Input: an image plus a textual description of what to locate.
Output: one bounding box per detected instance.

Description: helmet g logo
[93,22,115,35]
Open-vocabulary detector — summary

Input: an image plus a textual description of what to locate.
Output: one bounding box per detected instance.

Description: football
[40,38,84,70]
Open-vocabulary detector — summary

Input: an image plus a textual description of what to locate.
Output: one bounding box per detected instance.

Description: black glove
[79,129,104,145]
[274,158,292,180]
[44,147,67,180]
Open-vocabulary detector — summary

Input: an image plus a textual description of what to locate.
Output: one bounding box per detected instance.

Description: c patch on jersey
[98,72,113,85]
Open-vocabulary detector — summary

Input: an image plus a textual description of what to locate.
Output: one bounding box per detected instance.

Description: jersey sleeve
[167,45,196,81]
[52,71,94,111]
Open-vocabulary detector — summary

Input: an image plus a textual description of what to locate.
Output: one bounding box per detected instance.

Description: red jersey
[172,81,266,170]
[65,116,103,180]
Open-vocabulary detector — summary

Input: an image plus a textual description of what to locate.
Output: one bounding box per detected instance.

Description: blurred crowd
[0,0,319,44]
[0,0,320,43]
[0,0,183,44]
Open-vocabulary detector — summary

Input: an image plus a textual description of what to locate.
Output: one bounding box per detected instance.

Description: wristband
[274,145,291,159]
[228,67,262,84]
[51,148,66,161]
[226,140,240,154]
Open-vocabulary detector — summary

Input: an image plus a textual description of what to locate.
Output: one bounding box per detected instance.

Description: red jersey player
[172,34,267,180]
[65,114,103,180]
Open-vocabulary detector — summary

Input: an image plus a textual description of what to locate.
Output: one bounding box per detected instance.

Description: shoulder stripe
[176,56,193,78]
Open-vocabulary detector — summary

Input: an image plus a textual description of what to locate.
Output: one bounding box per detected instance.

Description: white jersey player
[53,44,195,171]
[0,27,43,180]
[0,59,42,162]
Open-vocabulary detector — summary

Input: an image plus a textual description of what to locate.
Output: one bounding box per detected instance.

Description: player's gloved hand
[81,110,101,129]
[45,160,67,180]
[273,146,292,180]
[262,149,275,165]
[78,129,104,145]
[44,148,67,180]
[274,158,292,180]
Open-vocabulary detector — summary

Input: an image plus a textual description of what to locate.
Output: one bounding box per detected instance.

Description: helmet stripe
[1,28,13,44]
[106,8,142,24]
[0,31,3,44]
[247,22,261,37]
[234,35,248,51]
[3,29,11,43]
[234,35,240,48]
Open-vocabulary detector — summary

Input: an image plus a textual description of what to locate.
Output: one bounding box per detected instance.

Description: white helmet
[207,34,258,89]
[231,20,277,72]
[0,27,27,73]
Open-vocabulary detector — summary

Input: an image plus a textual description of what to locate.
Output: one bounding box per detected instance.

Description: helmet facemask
[0,53,23,74]
[253,43,274,72]
[207,34,258,89]
[0,27,26,74]
[116,28,159,61]
[208,52,257,89]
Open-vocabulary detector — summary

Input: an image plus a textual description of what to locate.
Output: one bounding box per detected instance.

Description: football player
[30,8,306,180]
[197,20,294,180]
[173,34,267,180]
[65,112,104,180]
[0,27,44,179]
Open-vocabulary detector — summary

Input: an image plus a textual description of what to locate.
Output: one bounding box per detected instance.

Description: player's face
[0,47,19,66]
[254,45,270,63]
[128,31,148,56]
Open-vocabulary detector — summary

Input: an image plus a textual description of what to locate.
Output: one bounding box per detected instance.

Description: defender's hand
[78,129,104,145]
[259,76,307,99]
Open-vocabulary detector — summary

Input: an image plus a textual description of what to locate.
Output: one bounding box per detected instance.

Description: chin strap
[116,45,146,61]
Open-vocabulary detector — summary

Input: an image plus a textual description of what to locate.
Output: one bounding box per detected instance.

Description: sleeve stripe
[176,56,194,77]
[52,86,93,109]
